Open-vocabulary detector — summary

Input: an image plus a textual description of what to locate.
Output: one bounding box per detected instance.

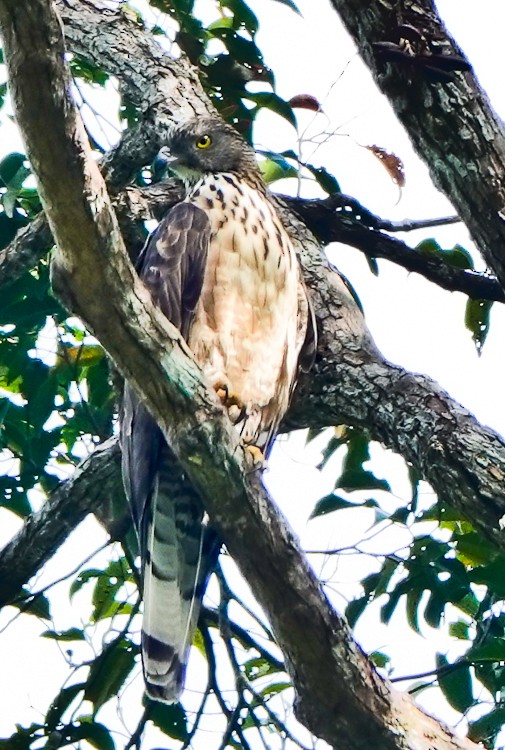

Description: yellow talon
[215,386,228,403]
[245,444,265,466]
[214,383,244,410]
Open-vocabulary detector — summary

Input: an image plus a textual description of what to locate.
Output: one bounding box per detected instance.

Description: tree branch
[0,438,121,608]
[328,0,505,291]
[286,194,505,302]
[0,1,481,748]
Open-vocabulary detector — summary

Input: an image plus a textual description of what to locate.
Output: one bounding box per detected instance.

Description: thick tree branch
[286,194,505,302]
[0,1,481,748]
[329,0,505,291]
[0,438,121,608]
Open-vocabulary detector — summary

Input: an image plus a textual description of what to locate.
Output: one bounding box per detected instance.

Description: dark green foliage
[146,699,188,741]
[311,426,505,742]
[415,237,492,351]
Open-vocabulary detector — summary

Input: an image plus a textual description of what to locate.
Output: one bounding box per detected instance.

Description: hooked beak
[152,147,180,181]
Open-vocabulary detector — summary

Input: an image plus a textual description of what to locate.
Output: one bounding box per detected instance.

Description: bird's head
[157,117,259,186]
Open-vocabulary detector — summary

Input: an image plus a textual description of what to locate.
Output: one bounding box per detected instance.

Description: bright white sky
[1,0,505,747]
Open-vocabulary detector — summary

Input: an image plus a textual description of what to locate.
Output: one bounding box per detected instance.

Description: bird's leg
[213,381,247,424]
[244,444,266,467]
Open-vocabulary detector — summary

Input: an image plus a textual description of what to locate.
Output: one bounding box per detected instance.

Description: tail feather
[141,447,219,703]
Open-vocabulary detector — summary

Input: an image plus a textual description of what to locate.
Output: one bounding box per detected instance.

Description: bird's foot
[214,383,246,424]
[245,444,266,468]
[215,383,242,408]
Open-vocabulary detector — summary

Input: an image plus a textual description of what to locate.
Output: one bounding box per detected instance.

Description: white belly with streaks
[187,173,301,446]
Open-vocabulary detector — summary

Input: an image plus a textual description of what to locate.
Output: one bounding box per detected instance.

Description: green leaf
[365,255,379,276]
[369,651,391,669]
[209,27,263,67]
[425,593,446,629]
[243,92,297,127]
[468,638,505,662]
[0,479,32,518]
[244,657,280,680]
[309,494,359,518]
[336,469,391,493]
[41,627,86,642]
[69,568,104,599]
[465,298,492,353]
[405,588,423,633]
[304,163,340,195]
[84,640,137,712]
[0,152,26,187]
[221,0,259,34]
[271,0,301,14]
[13,589,51,620]
[416,238,441,256]
[436,653,473,713]
[374,557,400,597]
[70,55,109,86]
[456,592,480,618]
[46,683,86,731]
[147,698,188,740]
[449,621,470,640]
[441,244,474,270]
[456,531,496,566]
[91,559,130,622]
[345,596,368,628]
[470,558,505,597]
[260,681,291,699]
[259,155,298,184]
[0,723,43,749]
[381,588,402,625]
[68,719,115,750]
[468,706,505,744]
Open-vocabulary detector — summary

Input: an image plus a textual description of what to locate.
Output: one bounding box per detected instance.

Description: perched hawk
[120,116,316,703]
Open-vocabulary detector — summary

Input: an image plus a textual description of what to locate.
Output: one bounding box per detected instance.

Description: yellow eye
[196,134,212,149]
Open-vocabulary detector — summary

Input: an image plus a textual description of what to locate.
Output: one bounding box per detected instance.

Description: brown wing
[136,201,211,338]
[120,202,219,703]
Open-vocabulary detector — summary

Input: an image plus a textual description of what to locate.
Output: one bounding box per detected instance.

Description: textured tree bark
[0,1,483,748]
[286,195,505,302]
[0,439,122,608]
[328,0,505,288]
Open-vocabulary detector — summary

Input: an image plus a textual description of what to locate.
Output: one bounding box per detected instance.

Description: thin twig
[202,607,285,673]
[125,705,152,750]
[181,683,212,750]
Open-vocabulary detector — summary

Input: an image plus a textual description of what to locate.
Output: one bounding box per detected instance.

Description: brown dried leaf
[367,145,406,187]
[288,94,322,112]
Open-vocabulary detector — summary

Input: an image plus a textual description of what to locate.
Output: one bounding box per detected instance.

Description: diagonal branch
[0,438,122,608]
[286,194,505,302]
[0,1,481,748]
[328,0,505,291]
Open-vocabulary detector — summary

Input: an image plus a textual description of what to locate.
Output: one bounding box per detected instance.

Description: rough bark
[0,1,483,748]
[329,0,505,289]
[0,438,121,608]
[286,195,505,302]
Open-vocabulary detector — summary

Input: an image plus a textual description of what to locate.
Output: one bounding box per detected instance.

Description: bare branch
[286,194,504,302]
[328,0,505,291]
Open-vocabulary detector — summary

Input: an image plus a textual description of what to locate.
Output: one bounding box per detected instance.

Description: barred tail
[141,448,219,703]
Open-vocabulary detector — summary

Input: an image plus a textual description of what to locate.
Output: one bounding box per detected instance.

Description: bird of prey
[120,115,316,703]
